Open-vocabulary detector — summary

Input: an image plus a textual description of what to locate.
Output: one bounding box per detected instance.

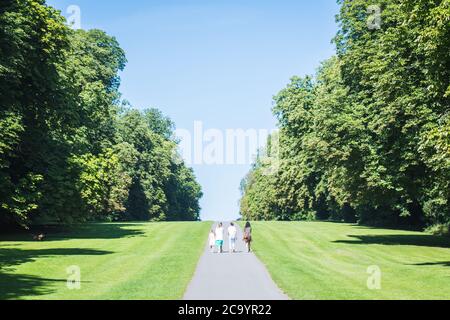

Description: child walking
[209,229,215,253]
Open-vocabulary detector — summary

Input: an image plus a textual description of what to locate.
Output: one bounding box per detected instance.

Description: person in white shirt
[227,222,238,253]
[215,223,224,253]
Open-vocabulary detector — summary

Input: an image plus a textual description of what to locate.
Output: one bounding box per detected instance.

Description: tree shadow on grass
[0,273,95,300]
[0,248,113,271]
[410,261,450,267]
[0,223,143,298]
[333,234,450,249]
[0,247,111,299]
[0,223,146,242]
[0,273,65,300]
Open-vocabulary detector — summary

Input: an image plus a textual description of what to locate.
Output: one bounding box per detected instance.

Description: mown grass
[247,221,450,300]
[0,222,211,300]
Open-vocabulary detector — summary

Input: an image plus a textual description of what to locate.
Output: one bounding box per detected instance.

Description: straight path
[184,222,289,300]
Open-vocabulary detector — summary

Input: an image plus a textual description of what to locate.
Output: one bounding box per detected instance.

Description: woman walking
[243,221,252,253]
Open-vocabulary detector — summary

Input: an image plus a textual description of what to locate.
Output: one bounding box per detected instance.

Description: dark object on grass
[32,234,45,241]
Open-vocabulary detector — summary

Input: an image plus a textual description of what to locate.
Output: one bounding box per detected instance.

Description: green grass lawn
[0,222,210,300]
[246,221,450,300]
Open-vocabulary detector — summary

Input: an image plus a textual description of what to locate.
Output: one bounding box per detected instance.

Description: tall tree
[240,0,450,232]
[0,0,203,228]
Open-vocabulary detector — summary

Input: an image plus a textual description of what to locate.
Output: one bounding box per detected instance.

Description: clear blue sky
[48,0,339,222]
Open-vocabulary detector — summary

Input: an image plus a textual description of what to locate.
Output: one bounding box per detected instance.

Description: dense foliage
[0,0,202,228]
[240,0,450,231]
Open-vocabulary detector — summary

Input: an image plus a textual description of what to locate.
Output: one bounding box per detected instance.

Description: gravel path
[183,222,289,300]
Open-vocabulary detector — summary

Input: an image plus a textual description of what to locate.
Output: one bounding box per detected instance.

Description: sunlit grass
[0,222,211,300]
[246,221,450,300]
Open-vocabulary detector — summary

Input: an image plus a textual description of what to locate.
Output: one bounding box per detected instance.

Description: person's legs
[229,237,235,252]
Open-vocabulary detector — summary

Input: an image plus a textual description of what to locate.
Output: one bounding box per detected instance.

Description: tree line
[0,0,202,229]
[240,0,450,233]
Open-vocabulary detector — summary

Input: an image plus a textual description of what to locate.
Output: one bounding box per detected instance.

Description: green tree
[1,1,202,228]
[0,0,69,227]
[240,0,450,231]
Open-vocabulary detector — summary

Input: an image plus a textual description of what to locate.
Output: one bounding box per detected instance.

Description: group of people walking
[209,222,252,253]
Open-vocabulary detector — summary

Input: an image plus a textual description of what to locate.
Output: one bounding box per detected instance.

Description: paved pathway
[184,222,289,300]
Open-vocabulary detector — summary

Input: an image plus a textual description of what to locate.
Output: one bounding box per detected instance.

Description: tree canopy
[240,0,450,233]
[0,0,202,229]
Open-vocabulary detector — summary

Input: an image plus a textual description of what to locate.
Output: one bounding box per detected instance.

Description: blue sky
[48,0,339,222]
